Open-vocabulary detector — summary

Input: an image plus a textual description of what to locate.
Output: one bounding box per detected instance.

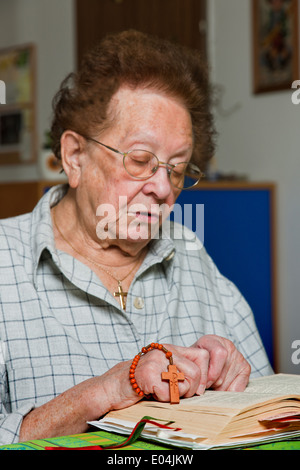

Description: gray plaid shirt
[0,185,272,444]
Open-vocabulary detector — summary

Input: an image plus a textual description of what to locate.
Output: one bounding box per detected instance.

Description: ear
[60,131,86,188]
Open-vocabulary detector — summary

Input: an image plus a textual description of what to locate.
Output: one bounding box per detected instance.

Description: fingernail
[214,378,223,388]
[196,384,206,395]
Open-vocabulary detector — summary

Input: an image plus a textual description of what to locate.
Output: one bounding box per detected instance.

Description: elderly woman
[0,30,272,444]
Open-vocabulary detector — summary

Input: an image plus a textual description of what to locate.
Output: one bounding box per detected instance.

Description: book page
[176,374,300,410]
[173,390,281,410]
[245,374,300,395]
[178,374,300,410]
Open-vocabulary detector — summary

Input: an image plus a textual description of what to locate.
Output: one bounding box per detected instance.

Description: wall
[0,0,75,182]
[208,0,300,373]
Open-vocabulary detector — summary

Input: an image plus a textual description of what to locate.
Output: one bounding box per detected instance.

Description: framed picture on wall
[252,0,299,94]
[0,43,37,164]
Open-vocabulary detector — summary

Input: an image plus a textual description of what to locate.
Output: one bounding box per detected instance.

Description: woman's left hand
[189,335,251,394]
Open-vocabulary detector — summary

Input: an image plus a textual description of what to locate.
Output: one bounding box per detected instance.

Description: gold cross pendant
[114,281,128,310]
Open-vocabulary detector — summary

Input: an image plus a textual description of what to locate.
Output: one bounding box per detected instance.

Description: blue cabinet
[175,182,277,368]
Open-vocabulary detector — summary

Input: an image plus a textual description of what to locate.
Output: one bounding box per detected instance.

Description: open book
[89,374,300,450]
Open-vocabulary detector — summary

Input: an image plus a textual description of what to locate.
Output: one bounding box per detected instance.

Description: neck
[51,189,147,268]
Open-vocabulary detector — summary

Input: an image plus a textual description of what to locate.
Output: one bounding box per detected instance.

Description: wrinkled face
[64,86,194,252]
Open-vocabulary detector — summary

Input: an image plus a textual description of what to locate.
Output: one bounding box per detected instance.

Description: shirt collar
[31,184,68,285]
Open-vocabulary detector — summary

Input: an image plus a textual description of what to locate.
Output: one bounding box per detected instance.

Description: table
[0,430,300,450]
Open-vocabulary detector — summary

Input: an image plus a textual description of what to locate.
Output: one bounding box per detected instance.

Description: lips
[125,201,171,226]
[130,211,159,223]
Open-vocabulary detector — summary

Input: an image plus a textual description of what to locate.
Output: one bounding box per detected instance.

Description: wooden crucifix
[161,364,185,404]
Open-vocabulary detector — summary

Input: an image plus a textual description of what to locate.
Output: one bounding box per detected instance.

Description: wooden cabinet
[0,181,64,219]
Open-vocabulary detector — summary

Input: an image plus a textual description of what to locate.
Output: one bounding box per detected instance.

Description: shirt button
[134,297,144,309]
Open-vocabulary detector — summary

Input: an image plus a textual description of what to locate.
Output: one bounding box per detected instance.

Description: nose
[143,164,174,200]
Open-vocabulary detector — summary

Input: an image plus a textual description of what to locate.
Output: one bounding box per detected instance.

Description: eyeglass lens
[123,150,202,189]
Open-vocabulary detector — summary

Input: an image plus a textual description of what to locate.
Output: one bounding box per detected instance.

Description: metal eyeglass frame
[83,135,204,189]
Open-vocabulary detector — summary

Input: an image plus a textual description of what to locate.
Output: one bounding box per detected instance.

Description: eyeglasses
[84,136,204,190]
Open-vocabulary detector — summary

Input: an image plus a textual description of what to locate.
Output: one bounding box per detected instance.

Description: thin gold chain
[52,208,142,284]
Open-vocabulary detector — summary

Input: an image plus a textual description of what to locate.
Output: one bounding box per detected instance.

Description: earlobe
[60,131,84,188]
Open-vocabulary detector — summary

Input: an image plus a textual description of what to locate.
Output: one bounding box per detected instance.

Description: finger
[222,363,251,392]
[211,358,251,391]
[204,342,228,389]
[191,335,230,388]
[166,349,204,398]
[168,345,210,395]
[152,367,194,402]
[194,349,209,395]
[178,349,209,397]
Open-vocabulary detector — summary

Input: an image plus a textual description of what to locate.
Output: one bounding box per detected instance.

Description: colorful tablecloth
[1,431,300,450]
[0,430,172,450]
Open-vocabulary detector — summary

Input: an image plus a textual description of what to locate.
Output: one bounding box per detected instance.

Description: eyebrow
[121,131,193,155]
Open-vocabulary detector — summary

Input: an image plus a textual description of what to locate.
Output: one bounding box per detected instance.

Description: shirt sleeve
[0,403,34,445]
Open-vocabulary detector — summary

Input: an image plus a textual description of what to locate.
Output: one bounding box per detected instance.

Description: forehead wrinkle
[102,86,193,151]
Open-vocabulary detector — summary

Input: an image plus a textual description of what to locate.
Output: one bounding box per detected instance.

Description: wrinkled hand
[190,335,251,394]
